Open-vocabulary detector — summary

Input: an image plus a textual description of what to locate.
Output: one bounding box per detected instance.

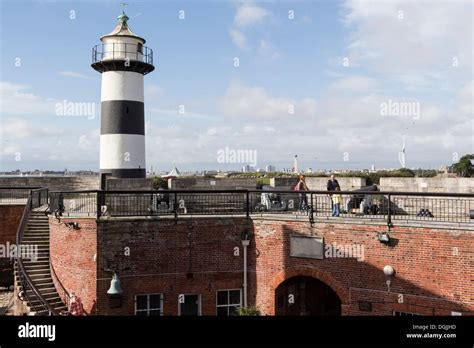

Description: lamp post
[241,231,251,308]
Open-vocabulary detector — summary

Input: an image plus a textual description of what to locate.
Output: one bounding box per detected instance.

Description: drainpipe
[241,239,250,308]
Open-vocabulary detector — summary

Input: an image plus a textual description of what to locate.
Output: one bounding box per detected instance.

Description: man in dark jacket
[327,174,340,210]
[327,174,340,191]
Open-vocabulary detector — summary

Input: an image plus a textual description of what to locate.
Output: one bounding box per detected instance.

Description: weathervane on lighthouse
[91,4,155,188]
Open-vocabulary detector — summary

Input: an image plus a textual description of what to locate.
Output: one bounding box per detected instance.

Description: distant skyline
[1,0,472,172]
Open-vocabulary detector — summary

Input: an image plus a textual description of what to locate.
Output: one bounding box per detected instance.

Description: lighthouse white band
[100,134,146,169]
[101,71,144,102]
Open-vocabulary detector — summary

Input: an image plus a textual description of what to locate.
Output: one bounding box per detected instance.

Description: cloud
[206,126,233,137]
[234,1,270,27]
[212,77,471,167]
[2,118,62,139]
[328,76,378,94]
[258,40,280,60]
[0,82,56,115]
[148,108,214,120]
[229,30,247,50]
[2,144,21,156]
[145,84,164,99]
[456,80,473,118]
[78,129,100,152]
[58,71,94,80]
[342,0,472,76]
[217,81,317,120]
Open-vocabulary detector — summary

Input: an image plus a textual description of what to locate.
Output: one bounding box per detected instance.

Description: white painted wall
[101,71,144,102]
[100,134,146,169]
[101,36,144,61]
[380,177,474,193]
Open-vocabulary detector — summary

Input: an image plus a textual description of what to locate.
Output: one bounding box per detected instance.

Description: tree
[452,154,474,177]
[235,306,261,316]
[151,176,168,189]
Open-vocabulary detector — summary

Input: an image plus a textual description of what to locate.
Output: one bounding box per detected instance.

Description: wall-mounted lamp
[241,230,252,241]
[383,265,395,292]
[377,232,390,244]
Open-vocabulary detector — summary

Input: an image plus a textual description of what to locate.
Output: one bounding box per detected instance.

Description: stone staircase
[15,210,67,315]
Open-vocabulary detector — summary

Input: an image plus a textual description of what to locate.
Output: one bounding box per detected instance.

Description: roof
[162,166,181,178]
[100,10,146,43]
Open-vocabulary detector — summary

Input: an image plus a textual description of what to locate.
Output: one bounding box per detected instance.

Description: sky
[0,0,472,172]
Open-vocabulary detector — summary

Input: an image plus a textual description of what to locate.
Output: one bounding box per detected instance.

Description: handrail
[23,188,473,225]
[50,261,71,314]
[91,189,474,224]
[49,189,474,197]
[0,186,41,189]
[16,188,57,315]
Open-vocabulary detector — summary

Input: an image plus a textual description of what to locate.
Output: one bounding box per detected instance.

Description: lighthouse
[91,7,154,187]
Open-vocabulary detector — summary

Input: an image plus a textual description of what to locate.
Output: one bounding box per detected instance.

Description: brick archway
[269,266,350,315]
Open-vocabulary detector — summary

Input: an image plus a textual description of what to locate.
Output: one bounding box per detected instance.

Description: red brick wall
[48,215,473,316]
[0,205,24,245]
[252,219,473,316]
[49,217,97,314]
[96,218,249,315]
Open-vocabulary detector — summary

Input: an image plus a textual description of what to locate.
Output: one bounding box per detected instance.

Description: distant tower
[91,5,154,187]
[398,137,406,168]
[293,155,299,173]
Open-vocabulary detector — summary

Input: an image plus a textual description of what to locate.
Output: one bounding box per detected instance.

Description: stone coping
[47,213,474,231]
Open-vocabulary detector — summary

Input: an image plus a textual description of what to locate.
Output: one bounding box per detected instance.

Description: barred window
[393,310,421,316]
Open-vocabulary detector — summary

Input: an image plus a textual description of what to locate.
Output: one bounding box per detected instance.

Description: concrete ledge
[87,213,474,231]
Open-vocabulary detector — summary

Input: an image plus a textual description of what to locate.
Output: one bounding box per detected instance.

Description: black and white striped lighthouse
[91,7,154,186]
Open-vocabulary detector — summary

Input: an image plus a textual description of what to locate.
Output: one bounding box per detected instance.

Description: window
[137,43,143,53]
[135,294,163,316]
[393,311,421,316]
[216,289,241,316]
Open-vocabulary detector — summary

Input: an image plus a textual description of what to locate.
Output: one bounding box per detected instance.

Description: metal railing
[4,188,472,225]
[97,190,248,218]
[92,43,153,65]
[256,191,474,224]
[91,190,474,225]
[49,191,97,217]
[0,187,40,204]
[16,188,57,316]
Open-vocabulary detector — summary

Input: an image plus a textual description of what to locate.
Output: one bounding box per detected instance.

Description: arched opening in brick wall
[269,267,350,315]
[275,276,341,315]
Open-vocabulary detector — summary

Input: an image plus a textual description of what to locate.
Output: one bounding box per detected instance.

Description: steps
[15,210,67,315]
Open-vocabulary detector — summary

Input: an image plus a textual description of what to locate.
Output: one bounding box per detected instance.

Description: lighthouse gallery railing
[92,43,153,65]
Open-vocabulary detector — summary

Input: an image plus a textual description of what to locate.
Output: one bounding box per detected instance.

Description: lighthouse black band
[100,168,146,178]
[101,100,144,135]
